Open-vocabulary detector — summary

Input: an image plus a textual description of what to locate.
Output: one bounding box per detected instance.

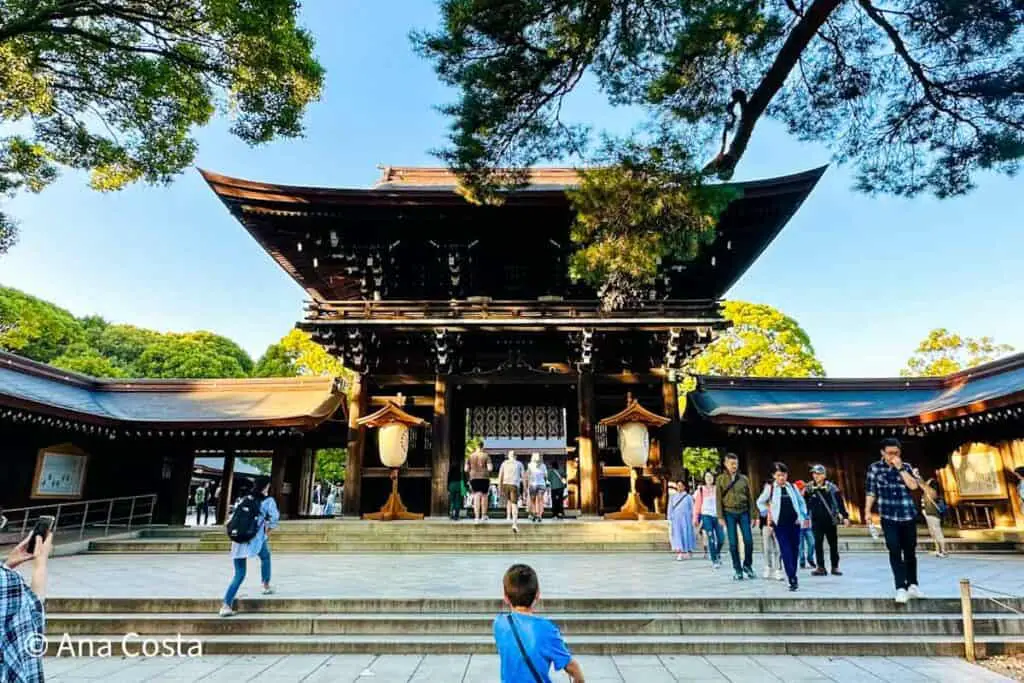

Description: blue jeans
[700,514,723,563]
[224,541,272,606]
[800,527,815,565]
[774,523,801,585]
[723,511,754,573]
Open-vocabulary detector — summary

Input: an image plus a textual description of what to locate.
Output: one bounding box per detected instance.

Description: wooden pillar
[661,378,684,481]
[271,447,289,519]
[168,451,196,526]
[577,372,599,516]
[430,375,452,517]
[296,448,315,516]
[998,441,1024,528]
[215,450,235,525]
[342,376,368,517]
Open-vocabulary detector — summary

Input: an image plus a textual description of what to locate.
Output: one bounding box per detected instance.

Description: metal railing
[1,494,158,543]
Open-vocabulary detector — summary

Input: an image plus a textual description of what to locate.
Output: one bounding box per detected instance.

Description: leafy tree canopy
[0,286,83,362]
[51,341,127,378]
[0,0,325,254]
[315,448,346,485]
[133,331,253,378]
[418,0,1023,197]
[254,328,348,379]
[417,0,1023,293]
[902,328,1015,377]
[687,300,825,380]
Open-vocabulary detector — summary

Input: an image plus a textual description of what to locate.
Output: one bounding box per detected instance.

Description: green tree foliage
[51,342,127,378]
[0,286,83,361]
[683,447,722,480]
[315,448,347,485]
[133,331,253,379]
[0,0,325,254]
[254,329,347,378]
[687,301,826,380]
[902,328,1015,377]
[567,140,739,306]
[418,0,1023,199]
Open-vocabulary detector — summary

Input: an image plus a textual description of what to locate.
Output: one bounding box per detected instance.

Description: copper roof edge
[694,350,1024,392]
[198,165,829,203]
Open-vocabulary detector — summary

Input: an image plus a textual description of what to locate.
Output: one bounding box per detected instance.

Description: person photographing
[2,524,55,682]
[805,464,851,576]
[865,438,922,604]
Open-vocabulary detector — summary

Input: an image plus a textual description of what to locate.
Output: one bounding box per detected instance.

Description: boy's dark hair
[771,462,789,474]
[1014,466,1024,478]
[880,437,902,451]
[503,564,539,608]
[723,452,739,463]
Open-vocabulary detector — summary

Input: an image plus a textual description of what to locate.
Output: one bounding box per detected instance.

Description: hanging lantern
[599,393,670,521]
[356,394,426,521]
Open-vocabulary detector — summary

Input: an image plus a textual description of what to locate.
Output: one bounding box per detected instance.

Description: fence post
[53,504,62,531]
[79,502,89,540]
[128,497,137,531]
[960,578,976,662]
[20,508,29,535]
[105,499,114,536]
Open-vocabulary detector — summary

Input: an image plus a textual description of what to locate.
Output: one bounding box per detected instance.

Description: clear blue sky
[3,1,1021,378]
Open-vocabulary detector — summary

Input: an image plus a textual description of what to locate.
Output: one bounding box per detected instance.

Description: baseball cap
[810,464,826,475]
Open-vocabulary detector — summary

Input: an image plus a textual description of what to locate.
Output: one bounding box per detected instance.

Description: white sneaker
[908,585,924,599]
[512,524,519,534]
[774,569,785,581]
[218,605,234,618]
[262,585,274,595]
[895,588,909,604]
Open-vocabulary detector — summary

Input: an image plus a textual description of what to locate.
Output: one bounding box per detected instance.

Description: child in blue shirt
[493,564,585,682]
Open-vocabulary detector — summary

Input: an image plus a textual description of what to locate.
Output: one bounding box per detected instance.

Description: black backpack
[226,495,263,543]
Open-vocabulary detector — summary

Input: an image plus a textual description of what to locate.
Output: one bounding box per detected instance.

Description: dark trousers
[449,498,462,519]
[813,521,840,570]
[198,501,209,525]
[881,519,918,589]
[723,510,754,573]
[774,523,801,585]
[551,489,565,517]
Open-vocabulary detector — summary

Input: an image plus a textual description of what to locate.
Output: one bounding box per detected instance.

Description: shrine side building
[2,164,1023,529]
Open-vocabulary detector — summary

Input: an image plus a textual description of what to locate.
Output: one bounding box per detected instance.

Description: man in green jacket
[715,453,759,581]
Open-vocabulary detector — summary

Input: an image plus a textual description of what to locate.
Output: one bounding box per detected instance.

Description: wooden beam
[662,379,684,481]
[342,376,368,516]
[169,450,196,527]
[578,372,599,516]
[430,375,452,517]
[271,447,288,519]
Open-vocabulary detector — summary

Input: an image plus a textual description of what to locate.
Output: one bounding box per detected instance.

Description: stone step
[44,611,1024,637]
[87,537,1016,554]
[41,633,1024,657]
[47,596,1024,615]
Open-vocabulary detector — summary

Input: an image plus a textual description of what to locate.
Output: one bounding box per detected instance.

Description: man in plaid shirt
[2,531,53,683]
[865,437,922,604]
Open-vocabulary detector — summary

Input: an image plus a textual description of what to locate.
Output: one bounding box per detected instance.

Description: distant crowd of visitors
[457,449,567,532]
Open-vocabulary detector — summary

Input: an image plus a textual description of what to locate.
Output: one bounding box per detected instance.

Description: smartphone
[26,515,55,554]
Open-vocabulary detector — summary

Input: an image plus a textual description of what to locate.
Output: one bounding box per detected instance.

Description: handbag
[506,614,544,683]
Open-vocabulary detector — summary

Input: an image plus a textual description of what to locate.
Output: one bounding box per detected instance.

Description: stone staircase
[43,596,1024,657]
[85,520,1022,554]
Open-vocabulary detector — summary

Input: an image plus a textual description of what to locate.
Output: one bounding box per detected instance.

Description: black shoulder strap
[506,614,544,683]
[722,474,743,497]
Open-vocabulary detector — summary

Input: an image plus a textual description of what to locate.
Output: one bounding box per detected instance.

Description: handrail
[1,494,158,542]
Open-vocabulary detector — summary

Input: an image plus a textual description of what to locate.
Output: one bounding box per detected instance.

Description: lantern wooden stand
[600,394,670,521]
[357,396,426,521]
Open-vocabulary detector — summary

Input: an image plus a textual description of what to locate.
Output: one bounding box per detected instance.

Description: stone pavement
[33,550,1024,600]
[41,653,1013,682]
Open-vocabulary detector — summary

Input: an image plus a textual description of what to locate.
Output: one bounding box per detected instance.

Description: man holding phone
[2,523,55,682]
[865,437,922,604]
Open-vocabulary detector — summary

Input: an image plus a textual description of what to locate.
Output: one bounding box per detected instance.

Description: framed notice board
[32,443,89,499]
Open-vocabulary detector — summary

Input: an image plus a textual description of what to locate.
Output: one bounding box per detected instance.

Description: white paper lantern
[617,421,650,469]
[378,423,411,468]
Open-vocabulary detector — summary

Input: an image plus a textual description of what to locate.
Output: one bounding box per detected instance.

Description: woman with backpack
[219,475,280,617]
[920,476,948,558]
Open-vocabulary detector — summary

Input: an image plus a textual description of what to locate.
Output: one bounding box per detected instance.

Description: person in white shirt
[526,453,549,523]
[498,451,525,533]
